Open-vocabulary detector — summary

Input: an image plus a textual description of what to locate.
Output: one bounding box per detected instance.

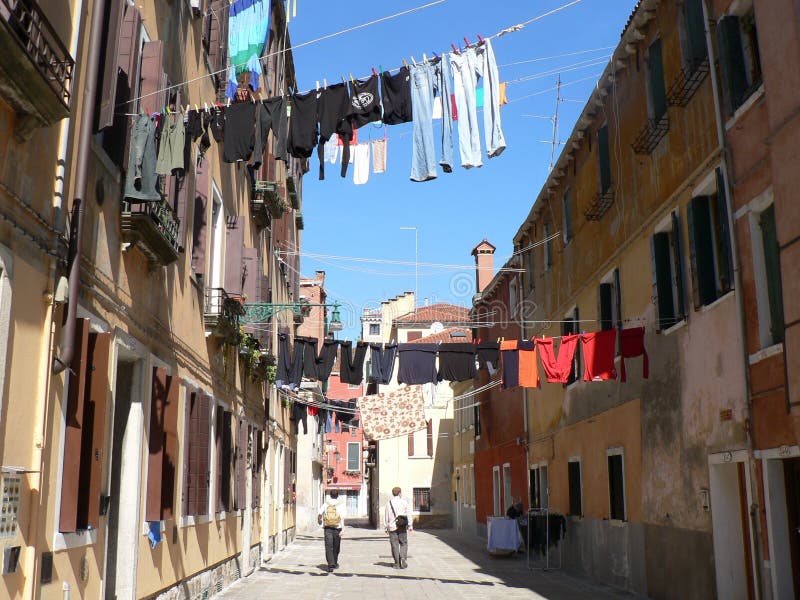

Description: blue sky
[286,0,636,339]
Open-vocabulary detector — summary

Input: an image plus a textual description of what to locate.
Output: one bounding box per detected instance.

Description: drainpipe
[52,0,107,374]
[702,1,763,597]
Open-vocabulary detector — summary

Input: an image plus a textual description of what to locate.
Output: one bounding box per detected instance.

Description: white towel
[324,136,338,163]
[353,143,371,185]
[372,139,387,174]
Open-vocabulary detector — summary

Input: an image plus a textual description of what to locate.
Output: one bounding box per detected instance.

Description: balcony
[584,191,615,222]
[631,114,669,155]
[666,58,709,108]
[286,174,299,209]
[0,0,74,140]
[203,287,245,343]
[120,199,179,266]
[250,180,284,226]
[295,212,304,230]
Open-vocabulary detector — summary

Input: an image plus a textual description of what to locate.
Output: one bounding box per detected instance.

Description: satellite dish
[430,321,444,334]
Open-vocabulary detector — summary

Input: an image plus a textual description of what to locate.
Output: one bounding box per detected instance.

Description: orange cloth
[499,82,508,106]
[518,340,539,388]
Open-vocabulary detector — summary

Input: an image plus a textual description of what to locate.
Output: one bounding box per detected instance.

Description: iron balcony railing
[0,0,74,109]
[204,287,245,318]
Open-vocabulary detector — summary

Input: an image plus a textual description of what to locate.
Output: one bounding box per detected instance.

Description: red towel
[580,330,617,381]
[619,327,648,382]
[535,334,579,383]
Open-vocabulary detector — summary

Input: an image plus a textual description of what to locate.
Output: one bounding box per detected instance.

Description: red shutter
[252,430,262,508]
[407,432,414,457]
[85,332,111,529]
[215,405,223,512]
[140,41,166,117]
[183,392,197,517]
[108,4,142,167]
[96,0,125,130]
[192,161,209,277]
[58,319,90,533]
[217,410,232,512]
[197,395,211,515]
[426,420,433,457]
[161,373,179,520]
[224,216,245,295]
[146,367,168,521]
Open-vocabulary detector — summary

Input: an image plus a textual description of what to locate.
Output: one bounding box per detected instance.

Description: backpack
[322,503,340,527]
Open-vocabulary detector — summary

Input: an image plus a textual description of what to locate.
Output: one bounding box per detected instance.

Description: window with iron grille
[413,488,431,513]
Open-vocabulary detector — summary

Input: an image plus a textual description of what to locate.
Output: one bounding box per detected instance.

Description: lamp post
[400,226,418,307]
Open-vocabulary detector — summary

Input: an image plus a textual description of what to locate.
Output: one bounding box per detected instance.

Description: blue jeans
[410,63,437,182]
[476,39,507,158]
[450,48,482,168]
[436,54,455,173]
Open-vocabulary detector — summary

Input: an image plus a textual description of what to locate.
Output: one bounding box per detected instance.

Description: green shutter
[648,39,667,121]
[715,168,734,294]
[671,212,687,320]
[687,197,717,307]
[599,283,614,331]
[598,125,612,194]
[760,205,785,344]
[685,0,707,70]
[717,16,747,112]
[652,233,676,329]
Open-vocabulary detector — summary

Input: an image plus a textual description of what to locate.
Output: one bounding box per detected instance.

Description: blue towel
[148,521,162,548]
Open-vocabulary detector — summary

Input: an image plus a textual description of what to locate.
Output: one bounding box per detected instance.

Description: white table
[487,517,522,552]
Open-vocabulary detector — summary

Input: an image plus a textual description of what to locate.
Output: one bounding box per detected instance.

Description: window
[679,0,707,72]
[562,307,580,384]
[651,212,687,330]
[407,422,433,458]
[598,125,612,194]
[493,467,501,516]
[461,467,468,506]
[59,320,111,533]
[717,9,762,114]
[646,38,667,122]
[562,189,573,244]
[146,366,180,522]
[474,401,481,438]
[568,459,582,517]
[470,464,475,507]
[369,323,380,336]
[502,464,512,513]
[346,442,360,471]
[413,487,431,512]
[350,426,358,437]
[607,449,626,521]
[463,466,470,505]
[183,392,211,517]
[529,464,548,509]
[598,269,621,332]
[509,278,519,319]
[406,331,422,342]
[426,419,433,457]
[687,170,733,308]
[215,408,232,513]
[753,205,784,346]
[543,221,553,271]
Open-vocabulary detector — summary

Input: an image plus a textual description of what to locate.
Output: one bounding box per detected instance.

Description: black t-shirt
[381,67,412,125]
[222,102,256,163]
[349,75,382,129]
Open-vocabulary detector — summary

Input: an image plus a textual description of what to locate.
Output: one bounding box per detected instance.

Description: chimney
[471,239,496,294]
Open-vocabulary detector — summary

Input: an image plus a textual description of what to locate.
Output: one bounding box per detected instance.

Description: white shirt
[318,497,345,530]
[384,496,412,532]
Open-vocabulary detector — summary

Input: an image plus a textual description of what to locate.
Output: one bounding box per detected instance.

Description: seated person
[506,501,524,519]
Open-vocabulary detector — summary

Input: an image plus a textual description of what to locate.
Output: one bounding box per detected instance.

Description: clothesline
[118,0,588,109]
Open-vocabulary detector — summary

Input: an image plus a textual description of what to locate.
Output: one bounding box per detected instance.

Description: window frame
[346,442,360,472]
[607,447,626,522]
[502,463,512,513]
[529,463,549,510]
[562,189,573,245]
[749,199,784,348]
[368,323,380,336]
[492,466,501,516]
[651,211,687,331]
[598,268,621,333]
[717,7,763,115]
[413,487,431,513]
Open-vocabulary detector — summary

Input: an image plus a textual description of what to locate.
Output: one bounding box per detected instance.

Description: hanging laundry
[436,54,455,173]
[409,62,438,182]
[222,102,256,163]
[475,39,507,158]
[499,81,508,106]
[124,114,161,201]
[619,327,649,382]
[353,143,371,185]
[263,96,289,162]
[397,343,438,385]
[536,335,580,384]
[437,343,476,382]
[315,338,339,382]
[148,521,162,548]
[449,47,482,168]
[358,385,426,441]
[291,399,308,434]
[339,341,368,385]
[307,405,319,417]
[500,340,520,389]
[317,83,352,179]
[209,108,224,143]
[226,0,270,99]
[370,343,398,384]
[275,332,293,389]
[302,337,319,379]
[349,74,382,129]
[186,110,204,142]
[580,330,617,381]
[381,66,412,125]
[251,101,271,169]
[476,341,500,374]
[372,138,387,174]
[287,90,318,159]
[324,135,338,164]
[518,340,539,387]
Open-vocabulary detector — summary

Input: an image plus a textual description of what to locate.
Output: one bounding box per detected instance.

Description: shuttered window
[759,206,784,345]
[568,461,582,517]
[562,308,580,384]
[597,125,612,194]
[95,0,125,131]
[426,420,433,457]
[407,430,414,457]
[182,392,211,517]
[562,190,573,244]
[599,283,614,331]
[681,0,707,71]
[234,418,247,510]
[346,442,360,471]
[543,221,553,270]
[215,408,232,513]
[647,39,667,121]
[651,212,687,331]
[526,240,535,292]
[717,12,762,114]
[146,367,180,521]
[59,320,111,533]
[608,453,626,521]
[224,216,245,296]
[252,430,262,509]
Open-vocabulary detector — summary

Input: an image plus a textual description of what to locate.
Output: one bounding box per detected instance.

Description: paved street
[217,521,645,599]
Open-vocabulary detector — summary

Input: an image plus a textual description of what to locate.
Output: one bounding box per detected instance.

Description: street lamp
[328,305,343,332]
[400,226,418,307]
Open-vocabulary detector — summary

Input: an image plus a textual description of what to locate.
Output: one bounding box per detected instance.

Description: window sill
[608,519,627,528]
[53,528,98,551]
[180,514,211,528]
[661,318,687,336]
[698,290,734,314]
[408,455,433,460]
[748,343,783,365]
[725,84,765,131]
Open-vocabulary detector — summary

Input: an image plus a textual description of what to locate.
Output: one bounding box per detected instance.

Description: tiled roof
[394,303,470,325]
[407,328,473,344]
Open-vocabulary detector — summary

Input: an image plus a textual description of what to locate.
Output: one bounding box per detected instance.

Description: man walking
[317,490,344,573]
[384,487,413,569]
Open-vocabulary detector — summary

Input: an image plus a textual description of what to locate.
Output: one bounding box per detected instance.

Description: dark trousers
[324,527,341,567]
[389,530,408,566]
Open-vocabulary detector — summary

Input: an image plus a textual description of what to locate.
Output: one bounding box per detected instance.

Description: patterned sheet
[357,385,426,441]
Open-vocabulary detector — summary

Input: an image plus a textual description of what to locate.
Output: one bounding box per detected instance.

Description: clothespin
[410,56,417,66]
[423,53,428,63]
[477,34,484,44]
[316,80,320,91]
[341,75,346,85]
[451,43,460,55]
[371,67,378,77]
[323,78,328,89]
[194,104,199,112]
[349,73,355,85]
[402,58,409,69]
[378,65,383,75]
[464,36,472,48]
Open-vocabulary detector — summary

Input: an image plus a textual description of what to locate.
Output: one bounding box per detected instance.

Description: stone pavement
[216,520,647,600]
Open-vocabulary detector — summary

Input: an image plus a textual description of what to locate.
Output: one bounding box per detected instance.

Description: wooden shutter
[146,367,168,521]
[84,332,111,529]
[182,392,196,517]
[715,168,734,294]
[215,406,223,512]
[648,39,667,121]
[192,162,209,277]
[252,430,262,509]
[204,1,229,86]
[219,410,232,512]
[95,0,125,130]
[407,431,414,457]
[59,319,90,533]
[613,269,622,330]
[160,372,179,520]
[196,395,211,515]
[760,206,785,344]
[242,247,259,301]
[717,16,747,113]
[140,41,166,116]
[224,216,245,295]
[608,455,625,520]
[426,420,433,457]
[687,197,717,307]
[598,125,611,194]
[598,283,614,331]
[685,0,707,70]
[652,233,675,329]
[669,213,686,321]
[234,418,247,510]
